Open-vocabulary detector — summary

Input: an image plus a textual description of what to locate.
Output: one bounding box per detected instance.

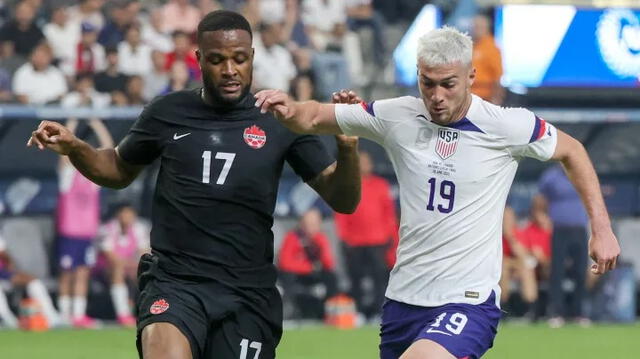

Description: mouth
[432,107,446,114]
[220,81,241,94]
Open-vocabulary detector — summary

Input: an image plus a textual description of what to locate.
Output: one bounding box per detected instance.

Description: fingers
[254,90,288,114]
[331,89,362,104]
[27,121,61,150]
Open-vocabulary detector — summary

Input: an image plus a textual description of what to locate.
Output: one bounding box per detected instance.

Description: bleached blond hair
[416,26,472,67]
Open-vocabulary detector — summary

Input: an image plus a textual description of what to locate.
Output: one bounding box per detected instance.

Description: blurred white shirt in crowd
[118,42,153,76]
[66,5,105,32]
[253,37,296,93]
[61,90,111,109]
[12,63,67,104]
[301,0,347,33]
[43,20,80,68]
[259,0,286,24]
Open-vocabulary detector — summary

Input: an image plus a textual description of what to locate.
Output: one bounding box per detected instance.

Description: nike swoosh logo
[425,328,452,336]
[173,133,191,140]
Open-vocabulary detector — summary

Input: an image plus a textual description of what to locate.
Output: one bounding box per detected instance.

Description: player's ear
[469,67,476,85]
[195,49,201,61]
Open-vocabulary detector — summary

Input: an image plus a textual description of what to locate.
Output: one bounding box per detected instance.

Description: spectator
[12,42,67,104]
[0,1,44,58]
[61,73,111,109]
[0,232,60,328]
[499,205,538,318]
[94,47,128,95]
[253,22,296,93]
[56,118,112,329]
[67,0,105,32]
[66,22,105,76]
[301,0,347,51]
[98,203,149,327]
[160,0,201,35]
[124,74,146,105]
[346,0,386,66]
[140,8,173,53]
[143,50,169,101]
[43,6,80,72]
[538,165,591,328]
[278,208,338,319]
[164,30,200,80]
[334,150,396,320]
[520,195,553,280]
[326,21,364,87]
[161,60,195,94]
[98,0,138,48]
[0,68,13,102]
[471,13,504,105]
[117,24,152,76]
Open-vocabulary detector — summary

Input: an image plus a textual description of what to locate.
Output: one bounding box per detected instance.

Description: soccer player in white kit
[255,27,620,359]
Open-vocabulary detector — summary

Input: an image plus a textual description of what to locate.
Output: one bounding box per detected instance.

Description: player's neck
[447,94,473,126]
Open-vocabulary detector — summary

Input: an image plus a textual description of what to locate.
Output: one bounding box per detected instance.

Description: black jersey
[117,89,334,287]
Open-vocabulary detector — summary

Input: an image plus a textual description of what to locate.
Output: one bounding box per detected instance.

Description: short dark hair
[197,10,252,44]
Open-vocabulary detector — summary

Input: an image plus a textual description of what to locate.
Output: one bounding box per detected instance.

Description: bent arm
[68,140,143,189]
[550,130,620,273]
[308,140,360,214]
[551,130,610,234]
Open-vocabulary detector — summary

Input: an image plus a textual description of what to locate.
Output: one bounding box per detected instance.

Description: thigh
[136,254,208,359]
[380,294,501,359]
[204,303,281,359]
[414,299,501,359]
[140,322,192,359]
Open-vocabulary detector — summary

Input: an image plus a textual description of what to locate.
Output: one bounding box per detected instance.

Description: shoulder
[371,96,423,118]
[466,95,534,135]
[142,89,198,116]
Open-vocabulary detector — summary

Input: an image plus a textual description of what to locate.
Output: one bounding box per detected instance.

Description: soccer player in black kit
[27,11,361,359]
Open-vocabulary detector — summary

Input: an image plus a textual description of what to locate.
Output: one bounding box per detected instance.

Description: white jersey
[335,95,557,307]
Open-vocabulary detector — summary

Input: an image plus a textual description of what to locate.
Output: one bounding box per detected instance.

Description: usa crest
[150,299,169,315]
[435,128,459,160]
[243,125,266,149]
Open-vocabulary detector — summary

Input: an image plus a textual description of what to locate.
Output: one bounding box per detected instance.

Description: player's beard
[203,72,252,107]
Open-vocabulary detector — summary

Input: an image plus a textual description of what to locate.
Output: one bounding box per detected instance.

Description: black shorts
[135,253,283,359]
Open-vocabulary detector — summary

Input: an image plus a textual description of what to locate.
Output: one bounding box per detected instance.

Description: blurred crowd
[0,0,433,107]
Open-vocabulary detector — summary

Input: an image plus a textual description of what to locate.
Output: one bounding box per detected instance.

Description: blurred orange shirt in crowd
[471,35,503,102]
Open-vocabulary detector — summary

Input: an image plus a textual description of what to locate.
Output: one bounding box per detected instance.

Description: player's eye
[234,55,248,64]
[442,82,456,89]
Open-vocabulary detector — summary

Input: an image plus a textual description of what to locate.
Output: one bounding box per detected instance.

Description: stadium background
[0,0,638,357]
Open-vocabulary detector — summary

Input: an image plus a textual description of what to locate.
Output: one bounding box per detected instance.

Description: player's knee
[141,322,192,359]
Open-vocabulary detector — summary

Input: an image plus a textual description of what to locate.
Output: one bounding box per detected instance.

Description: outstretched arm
[28,120,143,189]
[551,130,620,274]
[254,89,353,134]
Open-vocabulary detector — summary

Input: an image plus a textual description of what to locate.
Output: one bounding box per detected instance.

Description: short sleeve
[503,108,558,161]
[285,134,335,182]
[335,101,386,143]
[116,103,165,165]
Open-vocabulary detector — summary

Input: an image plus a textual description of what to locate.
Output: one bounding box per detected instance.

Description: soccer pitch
[0,323,638,358]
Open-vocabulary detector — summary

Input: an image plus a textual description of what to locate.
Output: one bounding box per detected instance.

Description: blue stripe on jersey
[360,101,376,117]
[529,115,543,143]
[448,117,485,133]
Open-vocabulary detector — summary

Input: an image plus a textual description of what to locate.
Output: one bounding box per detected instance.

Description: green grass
[0,323,638,358]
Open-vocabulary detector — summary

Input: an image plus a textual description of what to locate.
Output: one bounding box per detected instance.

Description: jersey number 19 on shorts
[201,151,236,184]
